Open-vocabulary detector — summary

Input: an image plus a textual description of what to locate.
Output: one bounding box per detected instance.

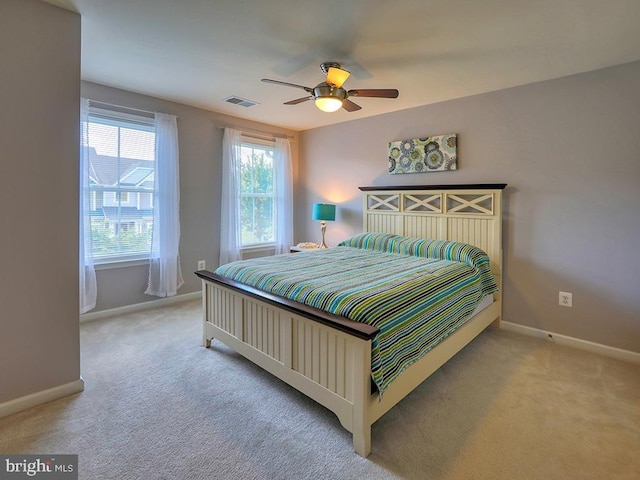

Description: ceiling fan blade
[326,67,350,88]
[348,89,399,98]
[342,99,361,112]
[261,78,313,93]
[284,96,313,105]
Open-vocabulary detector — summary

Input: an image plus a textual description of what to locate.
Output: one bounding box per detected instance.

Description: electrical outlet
[197,260,206,270]
[559,291,572,307]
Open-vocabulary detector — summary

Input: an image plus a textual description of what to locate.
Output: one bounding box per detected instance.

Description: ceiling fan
[261,62,399,113]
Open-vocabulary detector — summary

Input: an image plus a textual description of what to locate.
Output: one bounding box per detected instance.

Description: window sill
[241,243,276,253]
[241,244,276,260]
[93,258,149,271]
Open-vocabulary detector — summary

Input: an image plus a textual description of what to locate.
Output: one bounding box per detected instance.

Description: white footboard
[201,278,375,456]
[199,274,501,457]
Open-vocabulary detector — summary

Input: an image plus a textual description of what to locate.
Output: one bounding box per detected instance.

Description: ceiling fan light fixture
[315,96,343,112]
[313,84,346,113]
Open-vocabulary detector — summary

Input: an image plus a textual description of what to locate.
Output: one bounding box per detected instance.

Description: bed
[196,184,506,456]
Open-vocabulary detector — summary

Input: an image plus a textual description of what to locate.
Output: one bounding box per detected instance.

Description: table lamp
[312,203,336,248]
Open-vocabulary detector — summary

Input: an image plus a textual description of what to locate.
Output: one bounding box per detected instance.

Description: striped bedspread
[215,234,498,394]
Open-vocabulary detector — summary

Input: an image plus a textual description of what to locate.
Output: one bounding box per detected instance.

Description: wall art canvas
[388,134,457,174]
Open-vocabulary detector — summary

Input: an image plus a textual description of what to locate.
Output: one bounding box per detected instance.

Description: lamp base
[320,221,328,248]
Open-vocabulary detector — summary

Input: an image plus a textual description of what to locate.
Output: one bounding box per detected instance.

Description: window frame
[239,136,277,250]
[84,107,156,266]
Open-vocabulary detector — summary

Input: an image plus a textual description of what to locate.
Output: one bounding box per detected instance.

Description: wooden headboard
[360,184,506,299]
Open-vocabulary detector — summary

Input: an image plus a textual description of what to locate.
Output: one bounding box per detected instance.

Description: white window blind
[85,107,156,262]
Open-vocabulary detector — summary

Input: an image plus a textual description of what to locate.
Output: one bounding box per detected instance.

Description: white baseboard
[80,291,201,323]
[501,321,640,365]
[0,378,85,419]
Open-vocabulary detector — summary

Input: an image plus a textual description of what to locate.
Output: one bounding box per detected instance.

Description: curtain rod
[219,126,296,141]
[87,100,170,118]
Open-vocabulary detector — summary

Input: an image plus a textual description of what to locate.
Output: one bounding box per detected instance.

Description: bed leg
[351,338,372,457]
[201,281,213,348]
[353,428,371,457]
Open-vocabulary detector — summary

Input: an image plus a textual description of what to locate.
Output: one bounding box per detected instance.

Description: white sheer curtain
[79,98,97,313]
[145,113,184,297]
[219,127,243,264]
[274,137,293,254]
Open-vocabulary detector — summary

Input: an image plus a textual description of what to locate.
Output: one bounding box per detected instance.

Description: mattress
[215,234,498,394]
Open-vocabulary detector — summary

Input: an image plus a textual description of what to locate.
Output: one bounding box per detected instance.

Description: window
[220,128,292,264]
[239,139,275,247]
[84,108,156,262]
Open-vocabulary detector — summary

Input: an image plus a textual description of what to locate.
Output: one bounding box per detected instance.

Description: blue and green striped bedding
[215,233,498,394]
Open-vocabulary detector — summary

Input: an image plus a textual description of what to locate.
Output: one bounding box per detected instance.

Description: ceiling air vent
[224,96,258,108]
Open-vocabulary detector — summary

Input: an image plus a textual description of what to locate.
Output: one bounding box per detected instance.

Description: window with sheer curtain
[80,101,183,310]
[85,108,156,262]
[240,139,276,246]
[220,129,292,264]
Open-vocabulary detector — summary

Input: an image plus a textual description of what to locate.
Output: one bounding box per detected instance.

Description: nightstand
[289,246,320,253]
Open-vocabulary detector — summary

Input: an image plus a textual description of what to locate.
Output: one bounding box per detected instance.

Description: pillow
[337,232,405,253]
[339,233,498,294]
[392,237,497,293]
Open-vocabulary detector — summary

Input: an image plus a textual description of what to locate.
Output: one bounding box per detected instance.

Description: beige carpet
[1,299,638,480]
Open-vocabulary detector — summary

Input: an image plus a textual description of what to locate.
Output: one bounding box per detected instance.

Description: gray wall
[0,0,81,403]
[81,82,299,311]
[296,61,640,353]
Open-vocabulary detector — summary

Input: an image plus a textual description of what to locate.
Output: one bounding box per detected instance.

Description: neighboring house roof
[88,147,154,188]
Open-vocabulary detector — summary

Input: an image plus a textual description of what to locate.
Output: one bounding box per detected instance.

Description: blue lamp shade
[312,203,336,222]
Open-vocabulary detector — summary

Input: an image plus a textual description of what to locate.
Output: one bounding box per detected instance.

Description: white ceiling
[44,0,640,132]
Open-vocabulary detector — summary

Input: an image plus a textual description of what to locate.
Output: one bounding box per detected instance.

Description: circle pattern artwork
[388,134,457,174]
